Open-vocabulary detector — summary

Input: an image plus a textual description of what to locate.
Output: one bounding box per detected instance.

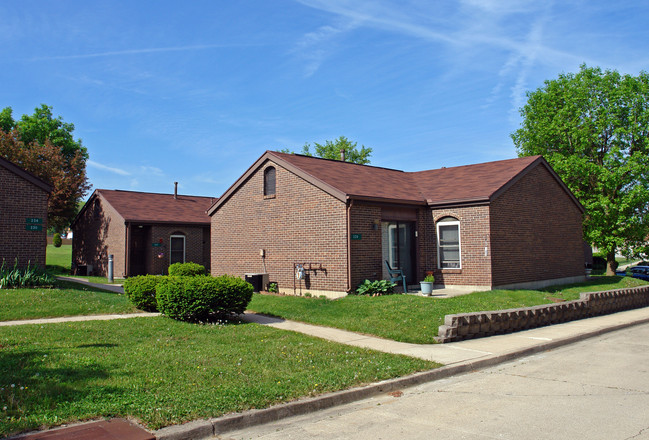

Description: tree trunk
[606,251,618,275]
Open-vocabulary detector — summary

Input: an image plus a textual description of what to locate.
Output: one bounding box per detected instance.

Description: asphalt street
[220,322,649,440]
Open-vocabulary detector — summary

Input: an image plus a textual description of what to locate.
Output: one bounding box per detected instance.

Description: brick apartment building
[209,151,586,297]
[72,189,214,277]
[0,156,52,268]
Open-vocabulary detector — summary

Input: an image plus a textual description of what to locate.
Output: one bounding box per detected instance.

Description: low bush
[123,275,165,311]
[354,279,397,296]
[52,234,62,248]
[168,262,206,276]
[156,275,254,322]
[0,260,54,289]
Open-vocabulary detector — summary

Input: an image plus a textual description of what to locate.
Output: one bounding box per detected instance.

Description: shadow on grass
[76,343,119,349]
[542,276,625,294]
[0,347,119,437]
[46,265,70,275]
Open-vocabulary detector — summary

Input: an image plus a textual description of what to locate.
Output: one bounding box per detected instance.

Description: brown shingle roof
[411,155,543,205]
[209,151,581,215]
[270,152,545,206]
[271,152,424,204]
[97,189,214,224]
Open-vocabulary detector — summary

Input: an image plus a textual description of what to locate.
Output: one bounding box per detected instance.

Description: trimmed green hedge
[156,275,254,322]
[168,262,206,276]
[123,275,164,311]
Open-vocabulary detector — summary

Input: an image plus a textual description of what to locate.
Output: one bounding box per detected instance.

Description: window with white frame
[437,217,461,269]
[170,235,186,265]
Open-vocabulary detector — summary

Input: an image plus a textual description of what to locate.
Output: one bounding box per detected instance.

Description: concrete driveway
[220,322,649,440]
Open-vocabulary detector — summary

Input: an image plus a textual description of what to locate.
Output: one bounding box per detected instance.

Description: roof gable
[208,151,583,215]
[0,156,53,193]
[77,189,215,225]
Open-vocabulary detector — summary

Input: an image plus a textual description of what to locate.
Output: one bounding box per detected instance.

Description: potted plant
[420,274,435,295]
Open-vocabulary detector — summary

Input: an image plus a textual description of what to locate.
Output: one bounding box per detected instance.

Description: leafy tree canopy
[512,65,649,274]
[0,105,90,232]
[1,104,88,161]
[279,136,372,164]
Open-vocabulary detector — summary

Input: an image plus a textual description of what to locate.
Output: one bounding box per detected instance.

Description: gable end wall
[72,195,126,276]
[211,161,348,294]
[490,164,585,287]
[0,166,49,268]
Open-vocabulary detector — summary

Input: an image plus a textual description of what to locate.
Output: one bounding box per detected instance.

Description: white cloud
[87,160,130,176]
[28,44,254,61]
[292,20,361,77]
[139,166,165,177]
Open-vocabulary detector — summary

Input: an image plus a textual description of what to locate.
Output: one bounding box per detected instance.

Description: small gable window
[264,167,276,197]
[437,216,461,269]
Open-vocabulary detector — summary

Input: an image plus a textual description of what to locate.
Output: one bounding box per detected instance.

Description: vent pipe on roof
[340,149,345,162]
[174,182,178,199]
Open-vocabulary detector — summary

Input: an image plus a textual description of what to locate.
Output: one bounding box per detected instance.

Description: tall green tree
[1,104,88,161]
[512,65,649,274]
[0,105,90,231]
[291,136,372,164]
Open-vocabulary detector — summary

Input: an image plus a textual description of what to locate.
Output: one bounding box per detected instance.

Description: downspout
[125,222,130,277]
[346,198,353,292]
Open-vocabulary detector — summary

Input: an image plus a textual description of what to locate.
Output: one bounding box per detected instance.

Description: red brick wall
[72,194,126,276]
[429,206,493,287]
[349,204,382,289]
[490,164,584,286]
[211,160,348,293]
[0,166,49,268]
[148,225,211,275]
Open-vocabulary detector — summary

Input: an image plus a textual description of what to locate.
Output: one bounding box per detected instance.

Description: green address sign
[25,217,43,224]
[351,233,362,240]
[25,224,42,231]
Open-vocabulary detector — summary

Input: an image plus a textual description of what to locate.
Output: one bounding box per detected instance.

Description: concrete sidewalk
[241,306,649,365]
[156,306,649,440]
[56,276,125,294]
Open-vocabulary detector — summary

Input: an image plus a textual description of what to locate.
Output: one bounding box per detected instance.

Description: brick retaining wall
[435,285,649,343]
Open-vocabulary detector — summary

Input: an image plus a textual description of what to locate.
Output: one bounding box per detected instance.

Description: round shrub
[156,275,254,322]
[52,234,62,248]
[168,262,206,276]
[123,275,165,311]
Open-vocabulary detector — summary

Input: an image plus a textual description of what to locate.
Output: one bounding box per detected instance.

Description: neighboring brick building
[72,189,214,277]
[0,156,52,268]
[209,151,586,297]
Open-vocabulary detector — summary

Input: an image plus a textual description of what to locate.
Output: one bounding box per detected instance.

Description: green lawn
[248,276,649,344]
[0,281,138,321]
[46,244,71,275]
[0,318,437,437]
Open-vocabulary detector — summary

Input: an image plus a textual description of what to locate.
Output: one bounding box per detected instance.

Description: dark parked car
[629,266,649,281]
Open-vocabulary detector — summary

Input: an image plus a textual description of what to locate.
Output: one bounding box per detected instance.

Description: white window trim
[436,219,461,269]
[170,235,186,265]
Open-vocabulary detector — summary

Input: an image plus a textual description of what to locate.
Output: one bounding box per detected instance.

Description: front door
[129,226,149,276]
[382,221,415,285]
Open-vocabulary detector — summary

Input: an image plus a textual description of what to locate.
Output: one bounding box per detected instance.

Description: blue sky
[2,1,648,199]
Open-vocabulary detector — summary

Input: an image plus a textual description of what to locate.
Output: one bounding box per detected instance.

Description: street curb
[154,313,649,440]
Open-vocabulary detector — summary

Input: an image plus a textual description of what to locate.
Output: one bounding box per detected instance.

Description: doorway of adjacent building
[129,225,150,276]
[382,221,415,285]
